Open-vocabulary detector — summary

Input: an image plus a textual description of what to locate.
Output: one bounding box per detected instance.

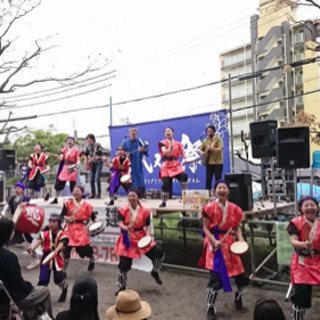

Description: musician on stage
[27,143,50,200]
[51,137,81,204]
[28,214,69,303]
[122,126,148,199]
[83,134,103,199]
[158,127,188,207]
[199,125,223,191]
[198,180,249,320]
[287,196,320,320]
[104,146,132,206]
[114,189,165,296]
[60,185,98,273]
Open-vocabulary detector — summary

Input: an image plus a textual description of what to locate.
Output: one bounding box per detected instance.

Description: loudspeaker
[0,171,5,203]
[250,120,277,158]
[276,126,310,168]
[225,173,253,211]
[0,149,16,171]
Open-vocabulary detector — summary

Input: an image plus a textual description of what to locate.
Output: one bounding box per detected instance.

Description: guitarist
[199,125,224,192]
[83,134,103,199]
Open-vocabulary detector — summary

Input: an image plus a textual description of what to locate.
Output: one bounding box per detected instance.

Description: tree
[12,125,69,170]
[285,111,320,145]
[0,0,107,145]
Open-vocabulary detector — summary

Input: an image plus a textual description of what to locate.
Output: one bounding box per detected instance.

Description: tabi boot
[58,282,68,303]
[88,256,95,271]
[151,270,162,285]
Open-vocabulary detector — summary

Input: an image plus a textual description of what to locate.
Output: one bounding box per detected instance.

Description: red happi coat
[201,200,245,277]
[29,153,49,180]
[288,215,320,285]
[64,199,92,247]
[158,139,184,178]
[58,147,81,182]
[40,229,68,271]
[113,156,131,177]
[115,205,156,259]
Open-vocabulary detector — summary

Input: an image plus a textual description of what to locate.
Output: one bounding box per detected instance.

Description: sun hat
[106,290,151,320]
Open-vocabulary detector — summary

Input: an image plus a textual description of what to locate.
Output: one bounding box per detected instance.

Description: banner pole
[228,74,235,173]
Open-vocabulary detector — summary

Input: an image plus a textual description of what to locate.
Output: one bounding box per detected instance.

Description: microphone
[199,132,206,139]
[241,130,245,142]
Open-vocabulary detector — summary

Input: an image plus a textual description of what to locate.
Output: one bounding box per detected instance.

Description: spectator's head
[253,298,285,320]
[0,219,15,247]
[106,289,151,320]
[69,277,99,320]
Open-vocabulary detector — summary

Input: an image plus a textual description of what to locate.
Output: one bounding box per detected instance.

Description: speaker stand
[293,168,298,216]
[270,158,277,216]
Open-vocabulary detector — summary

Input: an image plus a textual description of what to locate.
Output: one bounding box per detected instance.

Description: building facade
[220,0,320,154]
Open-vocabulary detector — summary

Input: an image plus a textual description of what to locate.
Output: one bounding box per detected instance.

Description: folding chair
[0,280,24,320]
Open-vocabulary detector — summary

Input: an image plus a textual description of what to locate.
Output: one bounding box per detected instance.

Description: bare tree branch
[0,45,41,92]
[305,0,320,9]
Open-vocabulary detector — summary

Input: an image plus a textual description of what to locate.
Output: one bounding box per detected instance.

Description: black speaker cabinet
[0,149,16,171]
[0,171,5,203]
[276,126,310,169]
[250,120,277,158]
[225,173,253,211]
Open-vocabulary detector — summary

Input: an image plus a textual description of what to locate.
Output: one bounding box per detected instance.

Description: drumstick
[220,227,233,244]
[304,223,314,257]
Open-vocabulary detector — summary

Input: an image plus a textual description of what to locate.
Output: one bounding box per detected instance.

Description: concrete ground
[12,247,320,320]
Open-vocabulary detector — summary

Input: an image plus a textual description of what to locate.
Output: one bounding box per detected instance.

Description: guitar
[201,135,218,166]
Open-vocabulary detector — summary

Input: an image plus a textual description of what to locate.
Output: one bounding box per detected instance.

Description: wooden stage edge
[22,196,295,219]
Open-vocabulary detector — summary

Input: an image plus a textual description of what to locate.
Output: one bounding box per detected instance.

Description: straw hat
[106,290,151,320]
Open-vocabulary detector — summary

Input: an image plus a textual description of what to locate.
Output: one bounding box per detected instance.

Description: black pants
[205,164,223,190]
[118,244,164,272]
[162,172,188,198]
[64,245,93,259]
[28,171,45,190]
[291,284,313,309]
[207,271,249,290]
[54,180,76,192]
[110,182,132,196]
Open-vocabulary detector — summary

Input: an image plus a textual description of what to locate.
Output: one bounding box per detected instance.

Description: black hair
[206,125,216,133]
[86,134,96,142]
[164,127,174,132]
[0,219,15,247]
[214,179,229,190]
[253,298,285,320]
[68,277,99,320]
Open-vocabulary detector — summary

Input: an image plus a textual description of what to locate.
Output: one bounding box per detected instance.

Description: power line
[2,83,113,109]
[1,69,116,100]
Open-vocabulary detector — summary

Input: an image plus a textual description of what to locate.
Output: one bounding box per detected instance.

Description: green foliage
[12,125,69,168]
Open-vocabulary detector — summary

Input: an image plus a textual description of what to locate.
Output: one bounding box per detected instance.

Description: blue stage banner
[109,110,230,195]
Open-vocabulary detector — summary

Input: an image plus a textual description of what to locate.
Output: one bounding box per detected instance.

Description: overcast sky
[4,0,312,147]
